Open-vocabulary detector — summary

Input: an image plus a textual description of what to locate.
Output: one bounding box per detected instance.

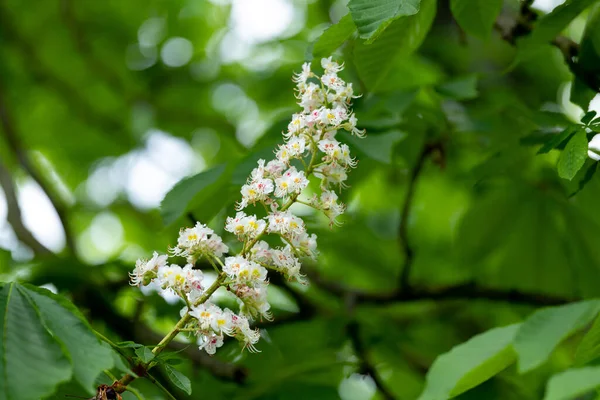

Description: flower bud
[588,134,600,161]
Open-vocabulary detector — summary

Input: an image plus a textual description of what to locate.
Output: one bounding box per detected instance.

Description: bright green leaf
[354,0,436,91]
[313,14,356,58]
[418,324,520,400]
[23,284,115,392]
[348,0,420,42]
[160,164,230,225]
[558,130,589,180]
[450,0,502,39]
[514,300,600,373]
[544,367,600,400]
[164,364,192,395]
[135,346,155,363]
[0,282,72,400]
[575,311,600,365]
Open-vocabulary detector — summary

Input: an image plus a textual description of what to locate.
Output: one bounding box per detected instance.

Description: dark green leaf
[160,164,230,225]
[569,161,598,197]
[135,346,155,363]
[312,14,356,58]
[418,324,520,400]
[22,284,115,391]
[544,367,600,400]
[450,0,503,39]
[514,300,600,373]
[164,364,192,395]
[558,130,589,180]
[582,111,598,125]
[0,282,72,400]
[537,126,576,154]
[435,74,479,100]
[354,0,437,91]
[348,0,421,42]
[575,311,600,365]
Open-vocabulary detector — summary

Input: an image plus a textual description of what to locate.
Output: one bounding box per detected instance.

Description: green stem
[114,274,226,392]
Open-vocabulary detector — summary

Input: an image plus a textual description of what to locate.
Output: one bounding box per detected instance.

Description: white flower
[238,178,274,209]
[319,190,345,225]
[225,212,266,239]
[198,332,224,355]
[274,166,309,198]
[321,56,343,74]
[321,72,345,92]
[293,62,312,84]
[287,136,306,157]
[224,256,267,285]
[171,223,229,263]
[318,163,348,188]
[589,134,600,161]
[346,114,366,137]
[265,159,286,178]
[130,252,168,286]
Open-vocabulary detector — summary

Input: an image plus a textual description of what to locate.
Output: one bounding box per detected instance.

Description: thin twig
[398,144,434,291]
[0,86,77,253]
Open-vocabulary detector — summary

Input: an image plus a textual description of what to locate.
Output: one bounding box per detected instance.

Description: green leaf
[135,346,155,363]
[418,324,520,400]
[343,130,406,164]
[575,311,600,365]
[558,129,589,180]
[435,74,479,100]
[514,300,600,373]
[582,111,598,125]
[544,367,600,400]
[160,163,230,225]
[354,0,436,91]
[537,126,576,154]
[164,364,192,395]
[515,0,598,66]
[312,14,356,58]
[0,282,72,400]
[570,4,600,110]
[23,284,115,391]
[116,341,144,348]
[569,161,598,197]
[449,0,503,39]
[348,0,421,42]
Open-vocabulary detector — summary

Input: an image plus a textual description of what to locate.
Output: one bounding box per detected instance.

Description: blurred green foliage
[2,0,600,399]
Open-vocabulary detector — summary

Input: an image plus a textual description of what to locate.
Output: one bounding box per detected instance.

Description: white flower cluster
[130,57,363,356]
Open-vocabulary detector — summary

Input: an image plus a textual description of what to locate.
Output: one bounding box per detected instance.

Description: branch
[347,320,396,400]
[0,86,77,254]
[398,144,437,291]
[0,160,52,255]
[309,273,574,307]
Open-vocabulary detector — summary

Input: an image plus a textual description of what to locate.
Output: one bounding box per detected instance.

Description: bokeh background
[2,0,600,399]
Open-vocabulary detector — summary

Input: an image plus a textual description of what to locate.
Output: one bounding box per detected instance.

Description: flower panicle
[129,57,364,355]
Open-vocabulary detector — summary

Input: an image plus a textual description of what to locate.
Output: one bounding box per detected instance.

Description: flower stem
[113,274,226,393]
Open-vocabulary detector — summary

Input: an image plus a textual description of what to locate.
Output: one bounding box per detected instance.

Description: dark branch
[0,86,77,254]
[347,320,396,400]
[398,144,437,291]
[0,160,52,255]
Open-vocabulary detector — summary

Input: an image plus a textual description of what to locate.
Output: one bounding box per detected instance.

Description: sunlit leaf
[558,130,588,180]
[164,364,192,395]
[544,367,600,400]
[514,300,600,373]
[418,324,520,400]
[312,14,356,58]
